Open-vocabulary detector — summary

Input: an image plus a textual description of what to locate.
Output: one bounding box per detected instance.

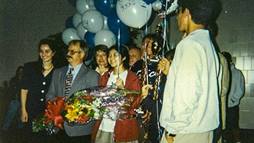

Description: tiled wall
[218,0,254,129]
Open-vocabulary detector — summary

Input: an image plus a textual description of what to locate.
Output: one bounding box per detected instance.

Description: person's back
[228,64,244,108]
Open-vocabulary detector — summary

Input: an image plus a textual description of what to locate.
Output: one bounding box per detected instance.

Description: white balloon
[76,0,95,14]
[82,9,104,33]
[103,16,109,30]
[72,13,82,28]
[116,0,152,28]
[152,0,162,11]
[76,24,88,39]
[94,30,116,48]
[62,28,81,45]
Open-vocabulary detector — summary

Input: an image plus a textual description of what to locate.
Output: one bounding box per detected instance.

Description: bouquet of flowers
[32,96,65,134]
[32,86,140,134]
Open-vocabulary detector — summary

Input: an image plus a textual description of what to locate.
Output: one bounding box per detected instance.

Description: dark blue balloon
[117,27,130,45]
[144,0,156,4]
[107,11,130,45]
[65,16,74,28]
[84,32,95,48]
[94,0,117,17]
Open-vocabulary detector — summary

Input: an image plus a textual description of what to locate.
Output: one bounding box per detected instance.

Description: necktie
[64,68,74,96]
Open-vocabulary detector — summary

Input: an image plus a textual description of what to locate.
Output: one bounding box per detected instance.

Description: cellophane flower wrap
[32,86,140,134]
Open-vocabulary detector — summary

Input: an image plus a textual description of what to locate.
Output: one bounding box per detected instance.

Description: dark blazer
[46,64,99,136]
[22,61,54,121]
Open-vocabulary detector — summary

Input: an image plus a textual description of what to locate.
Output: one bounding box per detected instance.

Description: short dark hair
[178,0,222,26]
[109,45,129,69]
[95,44,109,55]
[128,44,141,52]
[68,40,88,54]
[222,51,232,63]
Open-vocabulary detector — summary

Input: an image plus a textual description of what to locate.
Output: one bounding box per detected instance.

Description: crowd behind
[0,0,245,143]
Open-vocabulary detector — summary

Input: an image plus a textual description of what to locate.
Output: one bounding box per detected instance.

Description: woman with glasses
[91,44,110,77]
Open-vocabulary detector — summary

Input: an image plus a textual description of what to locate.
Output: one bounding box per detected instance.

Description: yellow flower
[65,106,79,122]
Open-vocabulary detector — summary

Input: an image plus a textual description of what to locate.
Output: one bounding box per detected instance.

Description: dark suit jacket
[46,64,99,136]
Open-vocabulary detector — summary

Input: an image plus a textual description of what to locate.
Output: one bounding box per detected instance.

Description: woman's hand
[158,58,170,75]
[115,78,125,89]
[21,109,28,122]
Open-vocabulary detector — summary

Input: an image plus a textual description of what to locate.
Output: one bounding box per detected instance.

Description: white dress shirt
[160,29,221,134]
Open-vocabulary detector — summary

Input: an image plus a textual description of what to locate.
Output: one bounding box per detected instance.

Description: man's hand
[158,58,170,75]
[165,134,175,143]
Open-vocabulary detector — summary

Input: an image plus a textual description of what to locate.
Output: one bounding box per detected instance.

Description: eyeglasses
[67,50,81,55]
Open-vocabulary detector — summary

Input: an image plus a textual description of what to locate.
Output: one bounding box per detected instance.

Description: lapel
[61,66,68,95]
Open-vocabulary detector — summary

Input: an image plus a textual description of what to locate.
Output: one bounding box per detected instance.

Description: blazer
[46,64,99,136]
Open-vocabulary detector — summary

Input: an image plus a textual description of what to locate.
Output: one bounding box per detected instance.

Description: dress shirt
[68,63,82,82]
[160,29,221,134]
[228,64,245,107]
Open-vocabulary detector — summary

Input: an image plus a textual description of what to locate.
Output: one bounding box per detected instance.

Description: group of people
[1,0,245,143]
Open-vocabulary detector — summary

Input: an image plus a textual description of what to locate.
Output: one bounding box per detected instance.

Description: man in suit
[46,40,99,143]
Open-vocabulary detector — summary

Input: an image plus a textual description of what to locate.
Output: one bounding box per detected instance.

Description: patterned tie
[64,68,74,96]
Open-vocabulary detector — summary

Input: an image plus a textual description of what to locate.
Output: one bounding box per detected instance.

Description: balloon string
[117,27,121,78]
[145,24,148,35]
[162,0,168,56]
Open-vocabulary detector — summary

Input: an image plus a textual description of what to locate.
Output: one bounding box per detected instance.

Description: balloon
[143,0,156,4]
[72,13,82,28]
[107,11,130,45]
[94,0,117,17]
[62,28,80,45]
[94,30,116,48]
[116,0,152,28]
[117,27,130,45]
[82,9,104,33]
[152,0,162,11]
[84,32,95,48]
[76,0,95,14]
[77,24,88,39]
[103,16,109,30]
[107,11,127,34]
[65,16,74,28]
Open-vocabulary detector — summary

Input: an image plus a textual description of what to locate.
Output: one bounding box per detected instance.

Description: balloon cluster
[62,0,156,47]
[62,0,178,48]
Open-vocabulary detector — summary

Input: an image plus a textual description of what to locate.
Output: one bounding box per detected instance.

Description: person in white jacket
[159,0,222,143]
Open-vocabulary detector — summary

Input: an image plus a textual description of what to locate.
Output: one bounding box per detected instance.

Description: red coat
[92,70,142,142]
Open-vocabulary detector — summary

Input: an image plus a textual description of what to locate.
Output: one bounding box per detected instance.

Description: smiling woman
[20,38,57,143]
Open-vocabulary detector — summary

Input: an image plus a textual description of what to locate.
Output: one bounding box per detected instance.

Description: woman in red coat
[92,45,142,143]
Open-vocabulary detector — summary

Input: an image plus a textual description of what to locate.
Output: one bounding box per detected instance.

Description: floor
[0,128,254,143]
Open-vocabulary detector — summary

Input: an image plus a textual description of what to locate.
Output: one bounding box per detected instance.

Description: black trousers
[55,130,91,143]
